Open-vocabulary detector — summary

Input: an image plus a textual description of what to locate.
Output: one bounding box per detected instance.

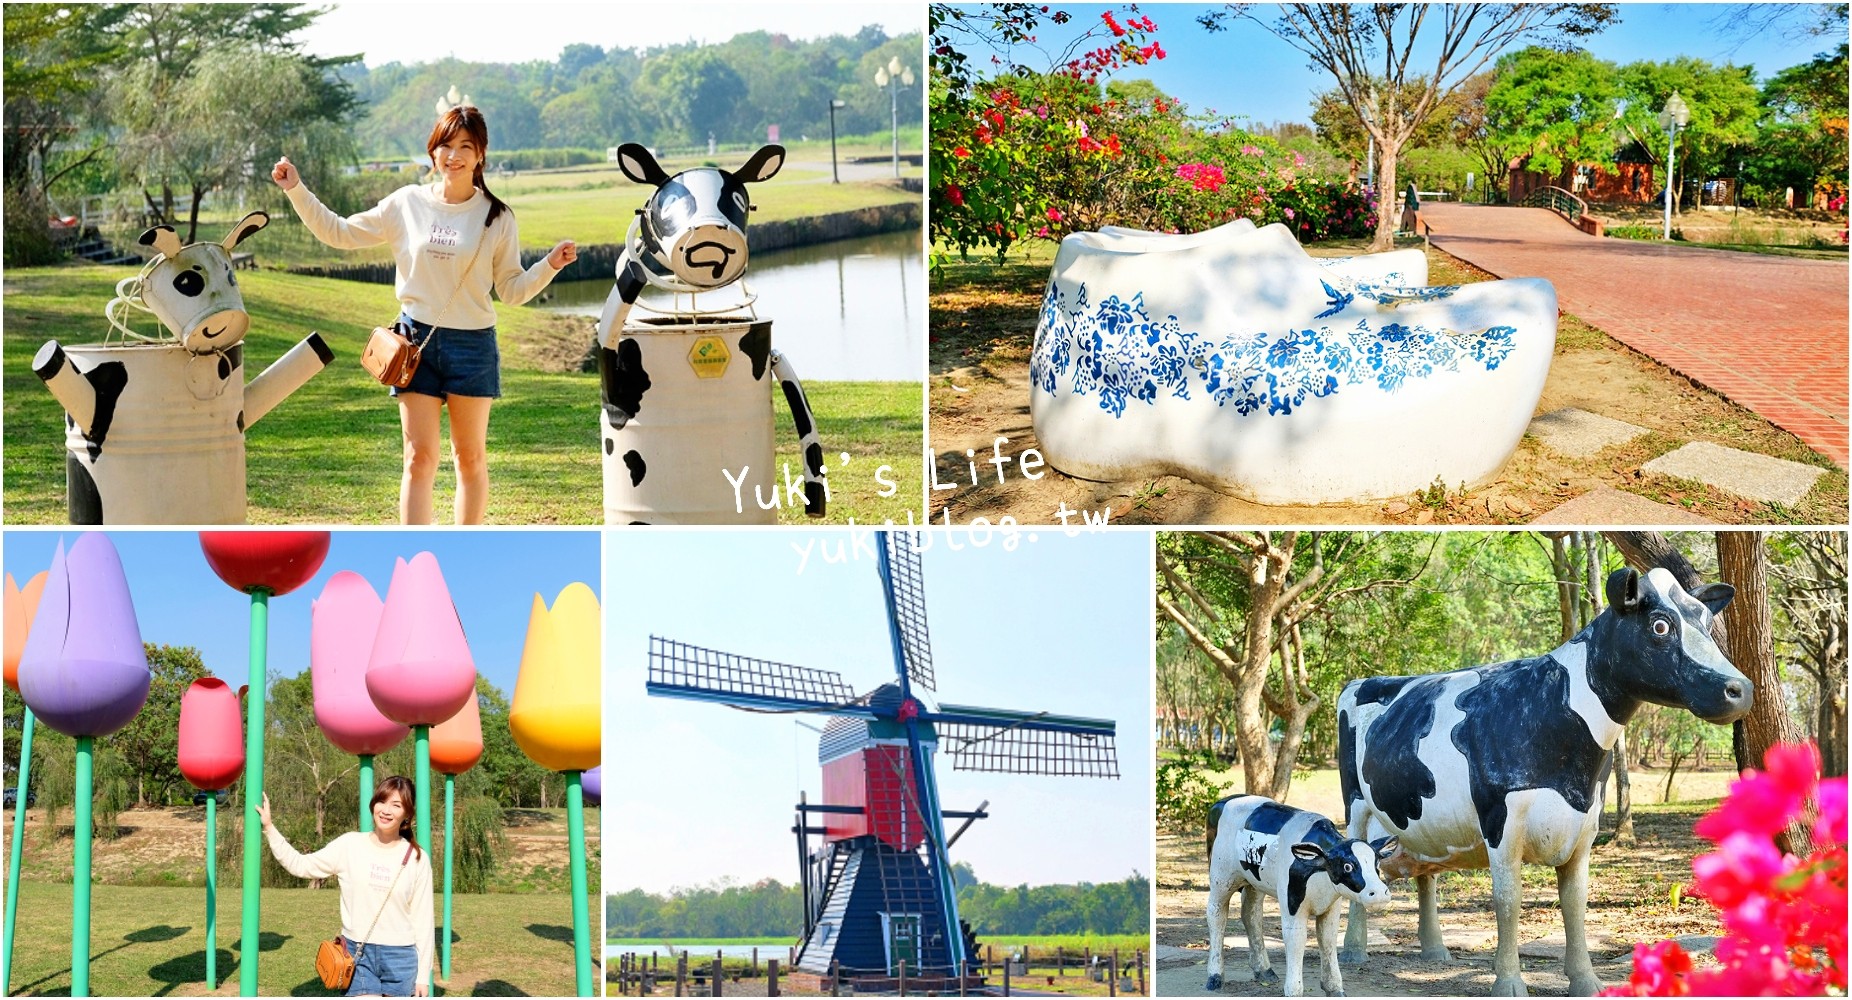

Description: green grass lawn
[5,882,590,997]
[3,265,920,524]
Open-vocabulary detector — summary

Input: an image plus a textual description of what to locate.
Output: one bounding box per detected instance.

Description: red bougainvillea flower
[953,146,970,159]
[1101,10,1124,35]
[1154,97,1168,113]
[944,182,964,207]
[1046,206,1063,222]
[1696,742,1820,841]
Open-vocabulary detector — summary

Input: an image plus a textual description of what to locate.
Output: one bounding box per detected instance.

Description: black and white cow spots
[1206,795,1395,997]
[623,449,646,487]
[739,323,773,381]
[1337,567,1754,997]
[600,338,652,429]
[770,350,826,518]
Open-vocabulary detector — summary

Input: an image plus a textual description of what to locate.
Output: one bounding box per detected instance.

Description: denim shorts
[392,312,501,400]
[346,938,418,996]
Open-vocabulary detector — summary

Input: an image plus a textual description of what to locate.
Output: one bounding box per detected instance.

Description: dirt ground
[1153,767,1733,997]
[928,241,1846,526]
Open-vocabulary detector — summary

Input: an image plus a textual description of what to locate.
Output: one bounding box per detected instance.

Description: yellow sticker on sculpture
[688,336,730,379]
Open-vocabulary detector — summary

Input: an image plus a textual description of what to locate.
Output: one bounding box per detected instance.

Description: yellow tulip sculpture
[510,582,600,996]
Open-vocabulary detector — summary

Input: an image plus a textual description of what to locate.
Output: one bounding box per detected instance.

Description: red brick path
[1421,203,1849,467]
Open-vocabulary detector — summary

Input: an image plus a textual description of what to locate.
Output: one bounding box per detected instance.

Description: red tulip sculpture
[17,534,150,998]
[430,691,484,980]
[366,551,476,994]
[3,569,47,996]
[310,571,408,829]
[178,677,246,989]
[197,530,329,998]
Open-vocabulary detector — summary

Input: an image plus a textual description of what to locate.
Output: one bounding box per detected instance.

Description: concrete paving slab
[1530,486,1716,525]
[1640,441,1827,506]
[1528,407,1651,457]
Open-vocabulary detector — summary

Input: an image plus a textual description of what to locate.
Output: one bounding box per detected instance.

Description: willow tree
[1199,3,1617,249]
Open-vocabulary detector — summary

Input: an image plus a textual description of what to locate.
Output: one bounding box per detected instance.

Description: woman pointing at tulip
[271,101,578,524]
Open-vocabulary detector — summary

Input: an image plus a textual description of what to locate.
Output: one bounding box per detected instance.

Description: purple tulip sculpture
[17,534,150,998]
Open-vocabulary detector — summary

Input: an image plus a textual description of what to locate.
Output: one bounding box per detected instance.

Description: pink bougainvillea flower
[1284,207,1295,221]
[1045,206,1063,222]
[1693,831,1790,908]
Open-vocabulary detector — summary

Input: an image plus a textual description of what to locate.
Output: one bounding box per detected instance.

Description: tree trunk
[1716,532,1810,855]
[1371,136,1406,252]
[1549,533,1576,641]
[186,183,205,244]
[1613,730,1634,845]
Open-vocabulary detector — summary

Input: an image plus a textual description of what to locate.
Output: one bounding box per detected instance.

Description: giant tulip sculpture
[510,582,602,996]
[583,766,602,808]
[310,571,408,829]
[367,551,477,995]
[430,690,484,981]
[3,569,47,996]
[17,535,150,997]
[199,530,329,997]
[178,677,245,988]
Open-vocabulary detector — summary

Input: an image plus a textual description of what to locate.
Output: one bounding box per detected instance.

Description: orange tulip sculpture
[429,688,483,981]
[510,583,601,996]
[3,569,47,996]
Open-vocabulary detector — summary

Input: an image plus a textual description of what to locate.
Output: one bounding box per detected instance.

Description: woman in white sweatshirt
[260,776,434,996]
[271,104,578,524]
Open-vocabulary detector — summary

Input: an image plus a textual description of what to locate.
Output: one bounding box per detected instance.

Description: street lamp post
[874,56,915,179]
[1658,90,1691,241]
[828,99,846,184]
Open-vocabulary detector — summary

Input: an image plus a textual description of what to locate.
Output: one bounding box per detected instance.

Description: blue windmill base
[796,835,979,982]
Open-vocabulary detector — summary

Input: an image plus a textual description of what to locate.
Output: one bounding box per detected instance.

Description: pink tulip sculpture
[178,677,246,989]
[310,571,409,829]
[17,535,150,998]
[197,530,329,998]
[3,569,47,996]
[367,552,477,992]
[510,582,602,996]
[430,692,483,981]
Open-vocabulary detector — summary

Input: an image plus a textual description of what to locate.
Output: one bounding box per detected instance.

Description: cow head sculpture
[135,211,268,354]
[1596,567,1753,724]
[615,143,784,291]
[1292,835,1398,907]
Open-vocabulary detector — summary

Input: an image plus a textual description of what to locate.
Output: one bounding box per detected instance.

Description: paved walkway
[1421,203,1849,466]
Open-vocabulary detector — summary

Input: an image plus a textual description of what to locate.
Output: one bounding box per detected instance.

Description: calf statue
[1337,567,1754,996]
[1206,794,1398,997]
[33,211,331,523]
[595,143,825,524]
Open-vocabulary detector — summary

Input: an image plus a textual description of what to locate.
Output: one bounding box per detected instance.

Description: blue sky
[3,530,601,698]
[605,527,1152,893]
[951,3,1839,126]
[295,3,924,66]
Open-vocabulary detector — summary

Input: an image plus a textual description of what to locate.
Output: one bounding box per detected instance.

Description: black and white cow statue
[1337,567,1754,997]
[1206,794,1398,997]
[594,143,825,523]
[32,211,332,523]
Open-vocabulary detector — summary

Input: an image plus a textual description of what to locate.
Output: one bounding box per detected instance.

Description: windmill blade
[926,703,1120,778]
[647,636,874,717]
[876,531,934,691]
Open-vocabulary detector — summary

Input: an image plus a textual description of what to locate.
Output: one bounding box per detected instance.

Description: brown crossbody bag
[362,230,486,388]
[314,841,415,990]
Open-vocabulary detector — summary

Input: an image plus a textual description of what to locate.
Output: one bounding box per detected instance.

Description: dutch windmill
[646,532,1120,986]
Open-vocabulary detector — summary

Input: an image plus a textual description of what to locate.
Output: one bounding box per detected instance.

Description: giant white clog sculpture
[1029,222,1555,504]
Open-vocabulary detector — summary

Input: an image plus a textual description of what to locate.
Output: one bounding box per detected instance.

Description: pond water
[538,230,922,381]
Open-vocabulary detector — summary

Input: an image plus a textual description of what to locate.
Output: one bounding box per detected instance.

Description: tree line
[3,3,921,263]
[2,645,569,889]
[606,866,1149,939]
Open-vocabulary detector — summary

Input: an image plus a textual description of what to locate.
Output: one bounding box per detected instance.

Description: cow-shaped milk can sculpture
[596,143,825,524]
[32,212,332,523]
[1336,567,1754,996]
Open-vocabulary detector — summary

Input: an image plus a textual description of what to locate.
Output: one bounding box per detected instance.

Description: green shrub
[1155,749,1225,834]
